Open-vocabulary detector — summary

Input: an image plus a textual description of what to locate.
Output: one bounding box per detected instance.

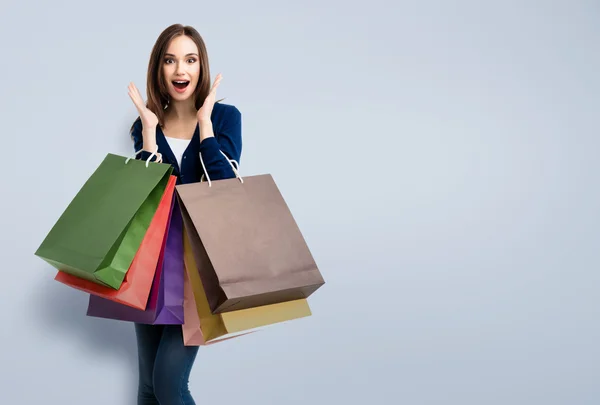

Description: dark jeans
[135,323,199,405]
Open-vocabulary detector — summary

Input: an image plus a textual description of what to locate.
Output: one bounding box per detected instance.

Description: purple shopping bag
[86,200,185,324]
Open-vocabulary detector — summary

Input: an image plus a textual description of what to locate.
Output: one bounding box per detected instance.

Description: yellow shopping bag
[182,227,312,345]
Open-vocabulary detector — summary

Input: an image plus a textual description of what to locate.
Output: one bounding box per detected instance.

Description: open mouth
[172,80,190,91]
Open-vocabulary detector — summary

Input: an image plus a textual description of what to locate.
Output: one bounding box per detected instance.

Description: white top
[165,137,191,168]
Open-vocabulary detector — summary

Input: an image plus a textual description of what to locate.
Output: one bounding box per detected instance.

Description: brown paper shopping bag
[176,154,325,314]
[182,227,312,345]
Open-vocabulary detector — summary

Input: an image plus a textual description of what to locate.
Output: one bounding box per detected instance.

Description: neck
[165,99,197,122]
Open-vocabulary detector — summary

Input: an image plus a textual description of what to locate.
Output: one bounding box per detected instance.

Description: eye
[164,57,196,64]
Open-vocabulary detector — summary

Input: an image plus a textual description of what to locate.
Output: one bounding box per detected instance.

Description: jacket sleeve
[130,118,160,162]
[198,105,242,181]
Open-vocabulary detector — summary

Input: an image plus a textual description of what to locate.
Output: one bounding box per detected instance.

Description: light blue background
[1,1,598,404]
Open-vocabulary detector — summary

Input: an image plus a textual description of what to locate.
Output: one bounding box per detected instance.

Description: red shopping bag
[54,175,177,310]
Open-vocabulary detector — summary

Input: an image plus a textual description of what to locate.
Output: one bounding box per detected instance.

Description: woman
[127,23,242,405]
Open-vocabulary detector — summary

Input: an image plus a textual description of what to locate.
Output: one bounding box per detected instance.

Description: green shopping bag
[35,153,173,289]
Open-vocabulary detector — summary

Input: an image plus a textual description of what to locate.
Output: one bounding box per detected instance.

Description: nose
[176,62,186,75]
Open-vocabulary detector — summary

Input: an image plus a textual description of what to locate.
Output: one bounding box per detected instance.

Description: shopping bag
[35,153,173,289]
[182,227,311,344]
[176,156,324,313]
[54,175,177,310]
[181,267,252,346]
[86,197,185,324]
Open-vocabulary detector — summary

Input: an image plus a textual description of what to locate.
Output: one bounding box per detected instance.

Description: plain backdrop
[0,1,598,404]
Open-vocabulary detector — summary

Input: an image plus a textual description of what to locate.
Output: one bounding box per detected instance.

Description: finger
[129,82,141,100]
[133,85,145,105]
[128,90,142,112]
[128,92,144,115]
[128,83,140,101]
[210,80,222,95]
[128,83,147,113]
[211,74,223,89]
[130,83,143,102]
[128,83,142,106]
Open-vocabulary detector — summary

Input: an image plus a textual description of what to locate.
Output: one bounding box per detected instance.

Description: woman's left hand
[197,73,223,123]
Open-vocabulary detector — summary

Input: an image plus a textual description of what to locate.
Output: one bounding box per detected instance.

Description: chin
[169,91,191,102]
[170,94,190,101]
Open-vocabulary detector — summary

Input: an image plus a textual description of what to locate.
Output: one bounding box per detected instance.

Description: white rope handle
[199,150,243,187]
[125,146,162,167]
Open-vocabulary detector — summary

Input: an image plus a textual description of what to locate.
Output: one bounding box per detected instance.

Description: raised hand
[128,82,158,130]
[197,73,223,123]
[128,82,161,162]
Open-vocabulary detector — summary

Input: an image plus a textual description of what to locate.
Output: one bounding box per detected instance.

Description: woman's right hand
[128,82,159,130]
[128,82,161,161]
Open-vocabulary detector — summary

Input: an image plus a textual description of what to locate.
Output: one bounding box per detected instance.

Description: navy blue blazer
[130,102,242,185]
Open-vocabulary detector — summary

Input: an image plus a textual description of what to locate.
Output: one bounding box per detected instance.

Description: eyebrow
[165,53,199,57]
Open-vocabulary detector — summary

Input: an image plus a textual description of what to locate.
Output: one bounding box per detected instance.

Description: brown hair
[130,23,214,133]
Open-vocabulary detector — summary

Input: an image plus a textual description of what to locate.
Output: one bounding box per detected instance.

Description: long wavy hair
[130,24,213,134]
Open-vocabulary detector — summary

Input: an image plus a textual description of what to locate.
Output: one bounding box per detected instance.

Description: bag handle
[125,145,163,167]
[199,150,244,187]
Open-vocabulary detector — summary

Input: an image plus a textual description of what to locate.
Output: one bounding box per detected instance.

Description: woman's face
[162,35,200,102]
